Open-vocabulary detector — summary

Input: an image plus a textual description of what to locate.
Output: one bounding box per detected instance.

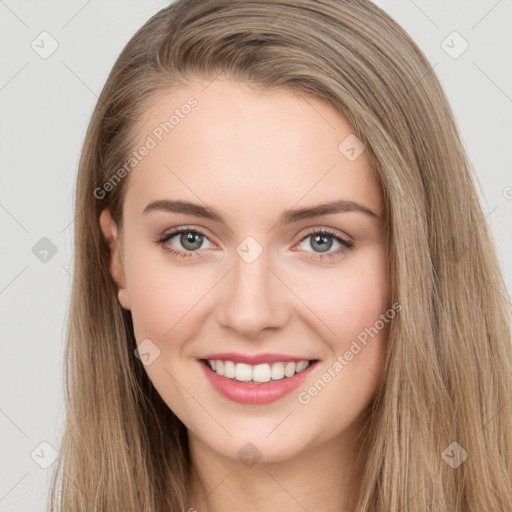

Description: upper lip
[199,352,317,365]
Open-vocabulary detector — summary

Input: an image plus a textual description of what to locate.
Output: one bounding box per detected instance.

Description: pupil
[181,232,202,250]
[312,234,332,253]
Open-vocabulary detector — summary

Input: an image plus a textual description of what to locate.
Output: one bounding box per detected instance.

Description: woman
[48,0,512,510]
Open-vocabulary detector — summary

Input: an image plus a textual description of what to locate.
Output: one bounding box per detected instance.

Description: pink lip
[200,352,313,365]
[198,359,319,405]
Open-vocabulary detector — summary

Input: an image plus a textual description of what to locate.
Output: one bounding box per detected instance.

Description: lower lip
[199,360,318,405]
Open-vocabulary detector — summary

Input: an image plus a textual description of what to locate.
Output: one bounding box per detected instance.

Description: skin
[100,76,390,511]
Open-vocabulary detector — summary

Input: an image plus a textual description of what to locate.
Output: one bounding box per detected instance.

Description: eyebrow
[142,198,380,225]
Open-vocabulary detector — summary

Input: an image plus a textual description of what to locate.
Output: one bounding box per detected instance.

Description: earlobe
[99,208,131,310]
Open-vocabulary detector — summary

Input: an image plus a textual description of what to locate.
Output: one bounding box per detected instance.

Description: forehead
[123,78,383,221]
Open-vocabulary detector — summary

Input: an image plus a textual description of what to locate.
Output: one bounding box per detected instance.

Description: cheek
[303,247,390,344]
[122,241,207,343]
[295,263,390,441]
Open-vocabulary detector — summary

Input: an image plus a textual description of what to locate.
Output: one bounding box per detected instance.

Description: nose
[215,248,290,337]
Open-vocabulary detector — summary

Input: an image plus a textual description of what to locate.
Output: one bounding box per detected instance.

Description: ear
[99,208,131,310]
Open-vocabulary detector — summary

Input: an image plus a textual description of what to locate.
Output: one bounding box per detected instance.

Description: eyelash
[155,226,354,262]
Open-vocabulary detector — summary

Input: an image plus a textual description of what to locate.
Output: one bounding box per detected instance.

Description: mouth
[199,358,318,384]
[198,355,320,404]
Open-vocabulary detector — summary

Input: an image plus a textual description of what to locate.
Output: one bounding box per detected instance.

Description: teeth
[206,359,311,383]
[253,363,271,383]
[235,363,252,382]
[271,362,285,381]
[224,360,235,379]
[284,361,296,377]
[296,360,308,372]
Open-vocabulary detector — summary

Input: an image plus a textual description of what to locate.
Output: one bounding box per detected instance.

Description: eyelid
[296,225,353,244]
[158,225,351,246]
[293,226,354,259]
[156,224,353,261]
[160,225,218,244]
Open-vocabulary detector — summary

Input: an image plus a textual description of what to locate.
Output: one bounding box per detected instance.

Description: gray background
[0,1,511,510]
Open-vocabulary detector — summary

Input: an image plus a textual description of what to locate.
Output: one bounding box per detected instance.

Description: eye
[155,226,354,262]
[155,227,215,259]
[295,228,353,261]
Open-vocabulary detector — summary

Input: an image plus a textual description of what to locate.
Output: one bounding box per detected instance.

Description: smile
[204,359,310,383]
[198,356,319,405]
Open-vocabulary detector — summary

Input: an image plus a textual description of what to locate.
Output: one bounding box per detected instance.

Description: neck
[186,416,368,512]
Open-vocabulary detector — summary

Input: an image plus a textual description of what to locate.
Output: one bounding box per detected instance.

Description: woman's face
[101,77,390,464]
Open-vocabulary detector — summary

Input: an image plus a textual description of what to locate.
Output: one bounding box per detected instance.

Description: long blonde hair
[48,1,512,510]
